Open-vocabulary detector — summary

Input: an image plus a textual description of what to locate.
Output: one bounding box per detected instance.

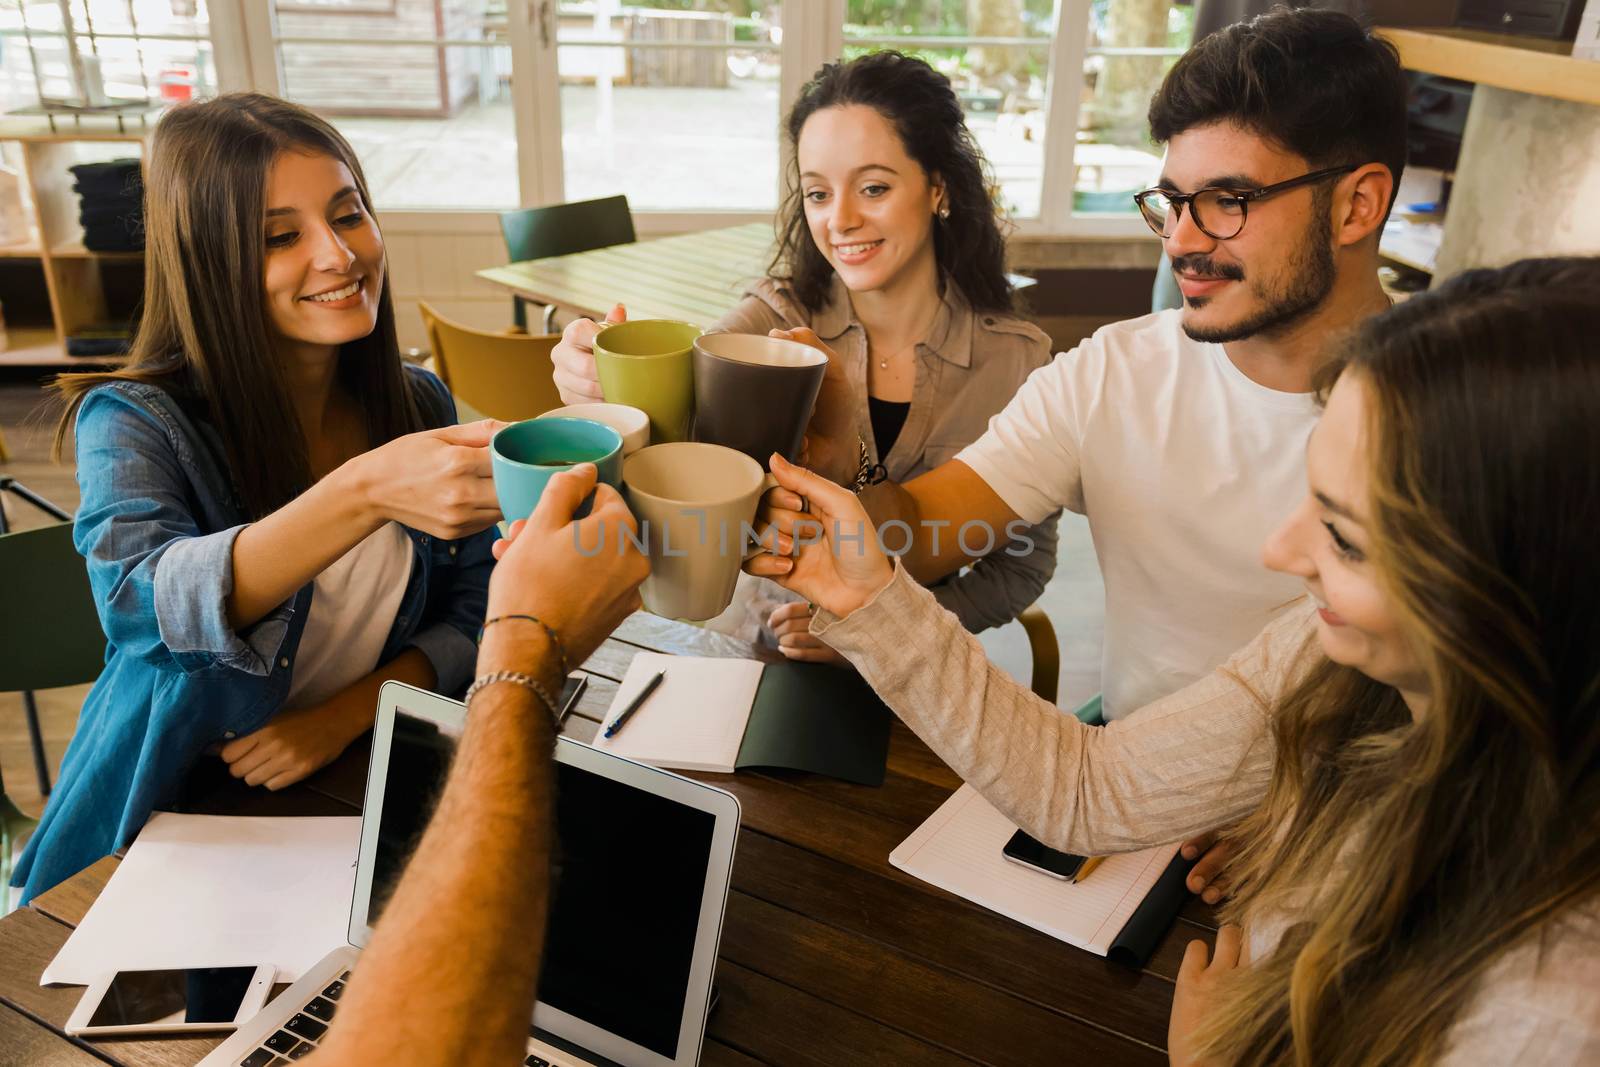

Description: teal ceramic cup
[491,417,624,523]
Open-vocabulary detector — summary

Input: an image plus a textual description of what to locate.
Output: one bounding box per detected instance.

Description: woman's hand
[220,693,370,791]
[481,463,649,672]
[1181,831,1236,906]
[770,327,858,485]
[1168,924,1245,1067]
[767,601,848,665]
[347,419,505,540]
[743,453,893,619]
[550,304,624,404]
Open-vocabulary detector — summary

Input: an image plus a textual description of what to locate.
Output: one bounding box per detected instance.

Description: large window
[0,1,1195,235]
[844,1,1056,220]
[267,0,519,210]
[0,0,216,117]
[557,2,781,212]
[1074,0,1193,215]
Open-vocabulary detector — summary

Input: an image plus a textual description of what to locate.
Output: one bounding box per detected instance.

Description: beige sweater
[814,563,1600,1064]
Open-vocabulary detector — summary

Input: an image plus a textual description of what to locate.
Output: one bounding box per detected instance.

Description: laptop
[201,680,741,1067]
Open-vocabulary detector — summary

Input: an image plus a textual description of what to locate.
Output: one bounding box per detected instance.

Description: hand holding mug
[484,463,649,669]
[551,303,626,404]
[768,327,858,485]
[351,419,506,540]
[743,453,892,619]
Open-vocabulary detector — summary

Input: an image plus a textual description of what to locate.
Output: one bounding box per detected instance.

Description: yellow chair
[1017,603,1059,702]
[0,426,10,464]
[418,302,565,423]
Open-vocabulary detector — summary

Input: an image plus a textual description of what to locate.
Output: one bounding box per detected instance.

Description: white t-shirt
[285,522,414,710]
[958,309,1315,720]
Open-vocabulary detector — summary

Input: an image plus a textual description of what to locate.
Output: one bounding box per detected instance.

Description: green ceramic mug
[593,319,701,445]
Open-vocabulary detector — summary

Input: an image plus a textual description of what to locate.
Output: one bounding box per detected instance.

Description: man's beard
[1177,217,1337,345]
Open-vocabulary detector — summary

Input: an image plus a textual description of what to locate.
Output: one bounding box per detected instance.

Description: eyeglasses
[1133,165,1361,241]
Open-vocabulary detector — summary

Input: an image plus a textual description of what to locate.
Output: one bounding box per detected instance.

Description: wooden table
[1,614,1212,1066]
[477,222,1037,330]
[478,222,778,328]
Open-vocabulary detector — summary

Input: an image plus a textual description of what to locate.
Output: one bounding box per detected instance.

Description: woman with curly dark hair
[553,51,1058,653]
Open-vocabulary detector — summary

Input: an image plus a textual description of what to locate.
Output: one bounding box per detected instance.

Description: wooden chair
[418,302,565,423]
[0,483,105,800]
[499,194,636,333]
[0,425,10,464]
[1017,604,1105,722]
[1017,604,1059,702]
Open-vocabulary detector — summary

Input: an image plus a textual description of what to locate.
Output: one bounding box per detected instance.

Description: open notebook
[891,785,1195,965]
[593,653,892,786]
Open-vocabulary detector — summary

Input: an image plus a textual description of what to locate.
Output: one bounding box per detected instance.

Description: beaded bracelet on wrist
[476,613,570,676]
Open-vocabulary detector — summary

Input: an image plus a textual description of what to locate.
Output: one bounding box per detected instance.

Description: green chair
[499,195,636,333]
[0,480,105,798]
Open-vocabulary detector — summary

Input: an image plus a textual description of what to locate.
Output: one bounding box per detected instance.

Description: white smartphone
[66,965,276,1037]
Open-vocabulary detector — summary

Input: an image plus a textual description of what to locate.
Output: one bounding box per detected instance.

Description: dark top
[868,397,911,459]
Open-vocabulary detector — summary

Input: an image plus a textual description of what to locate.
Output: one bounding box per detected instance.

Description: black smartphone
[557,673,588,725]
[1002,829,1086,880]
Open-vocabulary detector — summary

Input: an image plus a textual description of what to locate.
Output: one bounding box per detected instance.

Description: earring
[937,204,951,220]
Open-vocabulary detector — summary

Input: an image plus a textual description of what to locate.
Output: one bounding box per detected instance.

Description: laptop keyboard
[232,971,578,1067]
[235,974,347,1067]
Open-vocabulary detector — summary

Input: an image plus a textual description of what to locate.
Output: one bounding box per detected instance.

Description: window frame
[201,0,1173,239]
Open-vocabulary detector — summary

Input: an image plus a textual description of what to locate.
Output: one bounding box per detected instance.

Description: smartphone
[558,672,588,725]
[65,965,276,1037]
[1002,829,1087,881]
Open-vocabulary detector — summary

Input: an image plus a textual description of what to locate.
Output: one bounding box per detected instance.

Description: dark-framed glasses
[1133,164,1361,240]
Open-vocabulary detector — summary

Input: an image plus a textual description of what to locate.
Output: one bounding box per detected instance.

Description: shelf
[50,242,143,261]
[0,244,42,259]
[0,327,126,368]
[1378,26,1600,106]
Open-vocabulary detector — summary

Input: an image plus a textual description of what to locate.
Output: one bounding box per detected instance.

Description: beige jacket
[717,275,1061,633]
[814,564,1600,1065]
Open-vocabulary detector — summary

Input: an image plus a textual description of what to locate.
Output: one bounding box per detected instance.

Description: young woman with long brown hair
[12,94,504,902]
[548,50,1059,653]
[751,255,1600,1064]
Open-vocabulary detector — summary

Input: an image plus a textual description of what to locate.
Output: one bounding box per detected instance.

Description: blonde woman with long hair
[748,255,1600,1064]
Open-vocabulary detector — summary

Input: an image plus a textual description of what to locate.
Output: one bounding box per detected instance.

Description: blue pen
[603,670,666,739]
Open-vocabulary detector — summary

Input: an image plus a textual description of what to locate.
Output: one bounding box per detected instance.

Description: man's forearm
[858,480,946,584]
[310,634,560,1067]
[858,470,1010,587]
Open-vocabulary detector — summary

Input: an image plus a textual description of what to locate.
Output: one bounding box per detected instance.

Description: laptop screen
[367,707,718,1060]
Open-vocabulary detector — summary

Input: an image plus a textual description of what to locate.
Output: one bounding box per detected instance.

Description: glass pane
[844,0,1055,219]
[0,1,214,115]
[1074,0,1194,215]
[557,2,780,212]
[271,3,517,210]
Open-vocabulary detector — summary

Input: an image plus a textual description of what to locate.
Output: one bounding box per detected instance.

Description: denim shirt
[12,365,495,902]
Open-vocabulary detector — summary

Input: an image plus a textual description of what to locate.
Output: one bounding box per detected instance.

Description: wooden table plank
[730,831,1177,1050]
[0,1002,104,1067]
[722,892,1164,1066]
[707,960,968,1066]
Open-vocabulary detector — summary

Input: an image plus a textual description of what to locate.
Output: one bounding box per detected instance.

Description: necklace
[870,303,942,371]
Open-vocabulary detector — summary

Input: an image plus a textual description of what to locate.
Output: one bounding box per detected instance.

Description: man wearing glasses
[750,8,1406,895]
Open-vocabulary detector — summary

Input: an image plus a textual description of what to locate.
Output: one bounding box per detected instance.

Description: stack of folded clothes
[69,159,144,252]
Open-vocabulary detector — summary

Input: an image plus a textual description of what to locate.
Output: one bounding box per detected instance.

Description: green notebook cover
[733,661,892,787]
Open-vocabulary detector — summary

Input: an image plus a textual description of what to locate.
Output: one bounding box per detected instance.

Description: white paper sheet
[591,653,764,773]
[43,813,360,986]
[889,785,1178,957]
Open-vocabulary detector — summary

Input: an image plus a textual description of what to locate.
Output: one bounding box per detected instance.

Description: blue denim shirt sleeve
[74,387,290,676]
[399,365,495,695]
